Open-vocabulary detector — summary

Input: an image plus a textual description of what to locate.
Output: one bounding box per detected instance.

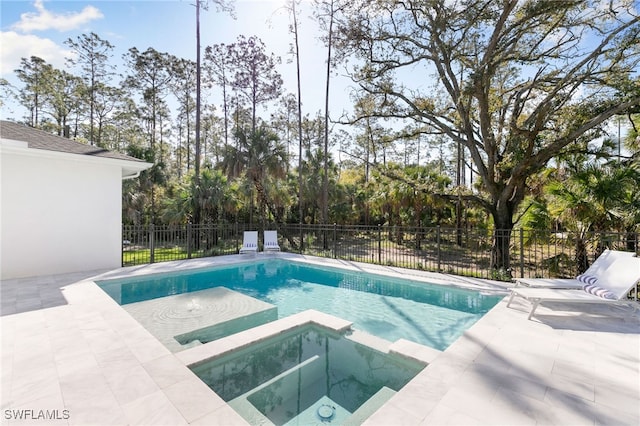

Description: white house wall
[1,148,123,279]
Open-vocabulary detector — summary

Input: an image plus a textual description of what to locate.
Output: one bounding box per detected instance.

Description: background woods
[2,0,639,275]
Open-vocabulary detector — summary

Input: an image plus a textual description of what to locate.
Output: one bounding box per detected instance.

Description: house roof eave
[1,138,154,179]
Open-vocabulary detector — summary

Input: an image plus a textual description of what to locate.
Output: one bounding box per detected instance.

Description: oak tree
[335,0,640,272]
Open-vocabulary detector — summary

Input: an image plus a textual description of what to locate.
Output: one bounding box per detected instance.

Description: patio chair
[263,230,281,252]
[507,255,640,319]
[239,231,259,254]
[515,249,637,289]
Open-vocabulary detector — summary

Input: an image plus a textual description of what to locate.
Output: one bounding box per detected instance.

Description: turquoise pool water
[98,259,501,350]
[191,324,425,425]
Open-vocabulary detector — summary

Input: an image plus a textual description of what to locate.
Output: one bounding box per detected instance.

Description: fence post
[187,223,192,259]
[149,224,155,264]
[235,222,239,253]
[333,223,337,259]
[378,224,382,264]
[392,225,397,265]
[299,223,304,254]
[437,225,441,272]
[121,225,126,267]
[519,228,524,278]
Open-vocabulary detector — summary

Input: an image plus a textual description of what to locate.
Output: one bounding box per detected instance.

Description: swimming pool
[98,258,501,351]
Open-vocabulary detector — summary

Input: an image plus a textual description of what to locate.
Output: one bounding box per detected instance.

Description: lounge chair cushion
[582,283,616,300]
[577,274,598,285]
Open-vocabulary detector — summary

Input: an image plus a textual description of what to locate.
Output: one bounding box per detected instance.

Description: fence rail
[123,224,639,281]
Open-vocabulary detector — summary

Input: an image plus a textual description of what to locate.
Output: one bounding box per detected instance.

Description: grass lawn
[122,246,238,266]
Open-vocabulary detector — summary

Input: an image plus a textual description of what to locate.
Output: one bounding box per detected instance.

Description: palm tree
[219,126,287,226]
[163,169,231,224]
[548,160,638,272]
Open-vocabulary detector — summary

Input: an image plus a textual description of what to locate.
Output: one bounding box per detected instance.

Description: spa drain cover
[317,404,336,422]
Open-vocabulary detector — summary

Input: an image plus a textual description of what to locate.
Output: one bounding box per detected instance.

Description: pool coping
[97,252,512,294]
[175,309,443,368]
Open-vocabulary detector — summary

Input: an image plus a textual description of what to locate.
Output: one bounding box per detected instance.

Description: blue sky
[1,0,354,120]
[2,0,632,149]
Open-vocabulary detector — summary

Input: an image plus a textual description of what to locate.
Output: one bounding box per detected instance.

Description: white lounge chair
[263,230,280,252]
[515,249,637,289]
[507,255,640,319]
[239,231,259,254]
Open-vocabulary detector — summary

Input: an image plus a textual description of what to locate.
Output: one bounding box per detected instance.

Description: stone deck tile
[2,255,639,426]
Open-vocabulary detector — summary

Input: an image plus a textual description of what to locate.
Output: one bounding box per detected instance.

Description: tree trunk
[625,230,637,252]
[292,0,304,234]
[322,0,334,233]
[490,202,514,276]
[193,0,202,227]
[575,237,589,275]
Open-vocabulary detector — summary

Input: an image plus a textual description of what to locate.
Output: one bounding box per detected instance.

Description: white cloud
[0,31,75,76]
[11,0,103,33]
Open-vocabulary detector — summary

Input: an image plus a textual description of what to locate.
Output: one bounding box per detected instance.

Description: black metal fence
[122,223,638,281]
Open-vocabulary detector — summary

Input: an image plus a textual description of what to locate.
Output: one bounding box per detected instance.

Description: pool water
[98,259,501,350]
[190,325,425,425]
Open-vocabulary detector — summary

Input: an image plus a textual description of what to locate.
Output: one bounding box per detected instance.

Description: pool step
[343,386,397,425]
[282,396,351,426]
[231,354,397,426]
[228,397,273,426]
[174,308,278,346]
[229,355,321,426]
